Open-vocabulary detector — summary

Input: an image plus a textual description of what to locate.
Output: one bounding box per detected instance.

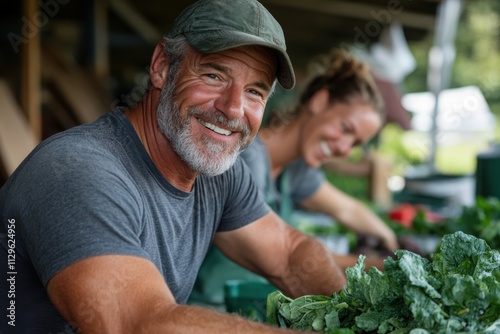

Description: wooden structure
[0,0,444,187]
[0,80,38,177]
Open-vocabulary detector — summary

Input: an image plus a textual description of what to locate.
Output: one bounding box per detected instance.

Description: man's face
[157,45,277,176]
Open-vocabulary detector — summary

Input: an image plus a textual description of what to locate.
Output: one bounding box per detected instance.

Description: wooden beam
[42,44,108,124]
[265,0,436,30]
[368,154,393,210]
[21,0,42,140]
[0,80,38,176]
[93,0,109,81]
[109,0,161,44]
[43,89,79,130]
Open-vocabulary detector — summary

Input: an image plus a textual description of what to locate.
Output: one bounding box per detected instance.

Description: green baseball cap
[166,0,295,89]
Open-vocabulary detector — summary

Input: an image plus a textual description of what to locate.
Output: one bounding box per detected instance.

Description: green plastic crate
[224,279,278,322]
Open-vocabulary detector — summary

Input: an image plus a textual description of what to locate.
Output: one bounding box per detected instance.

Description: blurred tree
[453,0,500,112]
[405,0,500,115]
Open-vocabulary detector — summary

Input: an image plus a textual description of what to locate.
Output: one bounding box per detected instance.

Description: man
[0,0,346,332]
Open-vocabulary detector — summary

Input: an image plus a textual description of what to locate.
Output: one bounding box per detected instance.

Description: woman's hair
[268,49,384,127]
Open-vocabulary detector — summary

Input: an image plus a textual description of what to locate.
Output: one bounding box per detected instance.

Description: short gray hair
[162,36,190,82]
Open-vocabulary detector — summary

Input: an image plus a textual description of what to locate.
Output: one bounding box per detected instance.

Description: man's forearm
[270,235,347,298]
[137,303,308,334]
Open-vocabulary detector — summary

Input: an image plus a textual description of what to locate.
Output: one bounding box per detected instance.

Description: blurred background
[1,0,499,254]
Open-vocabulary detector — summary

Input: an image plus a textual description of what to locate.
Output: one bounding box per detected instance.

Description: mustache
[188,106,251,137]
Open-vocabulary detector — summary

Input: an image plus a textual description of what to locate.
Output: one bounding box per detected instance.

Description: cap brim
[185,31,295,89]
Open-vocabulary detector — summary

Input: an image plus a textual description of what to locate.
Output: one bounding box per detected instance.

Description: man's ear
[308,89,329,115]
[150,41,169,89]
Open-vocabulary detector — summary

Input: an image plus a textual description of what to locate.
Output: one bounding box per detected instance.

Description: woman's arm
[299,181,399,251]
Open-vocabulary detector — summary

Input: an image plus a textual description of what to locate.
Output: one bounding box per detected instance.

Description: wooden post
[92,0,109,81]
[0,80,38,176]
[21,0,42,141]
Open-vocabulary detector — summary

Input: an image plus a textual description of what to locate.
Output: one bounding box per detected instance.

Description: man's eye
[248,89,263,98]
[206,73,220,80]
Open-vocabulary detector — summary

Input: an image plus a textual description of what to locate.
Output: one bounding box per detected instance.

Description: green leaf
[324,311,341,330]
[363,267,392,307]
[405,286,450,331]
[356,309,395,333]
[354,310,387,332]
[288,295,330,322]
[483,317,500,333]
[408,329,430,334]
[397,250,441,299]
[440,275,487,306]
[266,231,500,333]
[484,276,500,305]
[312,316,325,331]
[266,290,291,326]
[433,231,500,285]
[432,231,499,279]
[326,328,356,334]
[377,317,409,334]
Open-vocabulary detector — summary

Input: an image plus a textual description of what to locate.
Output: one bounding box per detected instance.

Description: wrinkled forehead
[194,45,278,85]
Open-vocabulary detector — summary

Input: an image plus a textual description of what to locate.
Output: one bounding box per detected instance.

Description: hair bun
[308,49,370,82]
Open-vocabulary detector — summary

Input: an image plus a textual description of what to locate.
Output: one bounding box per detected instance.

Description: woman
[240,49,399,268]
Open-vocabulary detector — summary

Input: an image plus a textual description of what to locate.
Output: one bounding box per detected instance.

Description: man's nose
[215,85,245,120]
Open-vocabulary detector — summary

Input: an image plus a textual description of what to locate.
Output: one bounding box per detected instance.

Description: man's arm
[299,181,399,251]
[214,211,347,298]
[47,255,306,333]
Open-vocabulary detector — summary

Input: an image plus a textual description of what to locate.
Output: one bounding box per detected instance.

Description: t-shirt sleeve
[217,157,271,232]
[287,159,325,205]
[8,137,149,287]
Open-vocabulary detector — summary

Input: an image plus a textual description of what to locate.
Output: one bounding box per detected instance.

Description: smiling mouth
[320,140,333,158]
[198,119,232,136]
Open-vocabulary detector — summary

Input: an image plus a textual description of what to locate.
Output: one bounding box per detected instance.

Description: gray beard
[156,82,252,176]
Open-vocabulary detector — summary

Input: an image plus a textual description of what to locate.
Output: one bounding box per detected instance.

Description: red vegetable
[388,203,417,228]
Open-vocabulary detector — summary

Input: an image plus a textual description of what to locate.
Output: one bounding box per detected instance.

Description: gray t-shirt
[189,135,325,306]
[240,136,324,215]
[0,109,269,333]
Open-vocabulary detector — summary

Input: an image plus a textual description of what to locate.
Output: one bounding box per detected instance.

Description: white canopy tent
[402,85,496,142]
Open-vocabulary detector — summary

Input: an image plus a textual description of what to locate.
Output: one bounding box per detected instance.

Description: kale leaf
[267,232,500,333]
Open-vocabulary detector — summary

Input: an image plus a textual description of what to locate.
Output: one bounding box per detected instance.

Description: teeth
[320,141,332,158]
[198,119,232,136]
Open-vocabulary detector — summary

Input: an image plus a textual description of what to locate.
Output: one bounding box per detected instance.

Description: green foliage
[405,0,500,100]
[267,232,500,333]
[409,197,500,250]
[385,0,500,174]
[323,170,369,204]
[453,0,500,102]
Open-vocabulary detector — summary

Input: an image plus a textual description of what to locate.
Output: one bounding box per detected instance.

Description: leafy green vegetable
[267,232,500,333]
[398,197,500,250]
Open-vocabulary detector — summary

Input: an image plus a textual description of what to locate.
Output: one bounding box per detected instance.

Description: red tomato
[388,203,417,228]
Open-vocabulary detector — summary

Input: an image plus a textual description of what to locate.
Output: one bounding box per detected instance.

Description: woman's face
[300,96,382,168]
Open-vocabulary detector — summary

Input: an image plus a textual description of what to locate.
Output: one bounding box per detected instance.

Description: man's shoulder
[36,111,128,157]
[10,111,134,185]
